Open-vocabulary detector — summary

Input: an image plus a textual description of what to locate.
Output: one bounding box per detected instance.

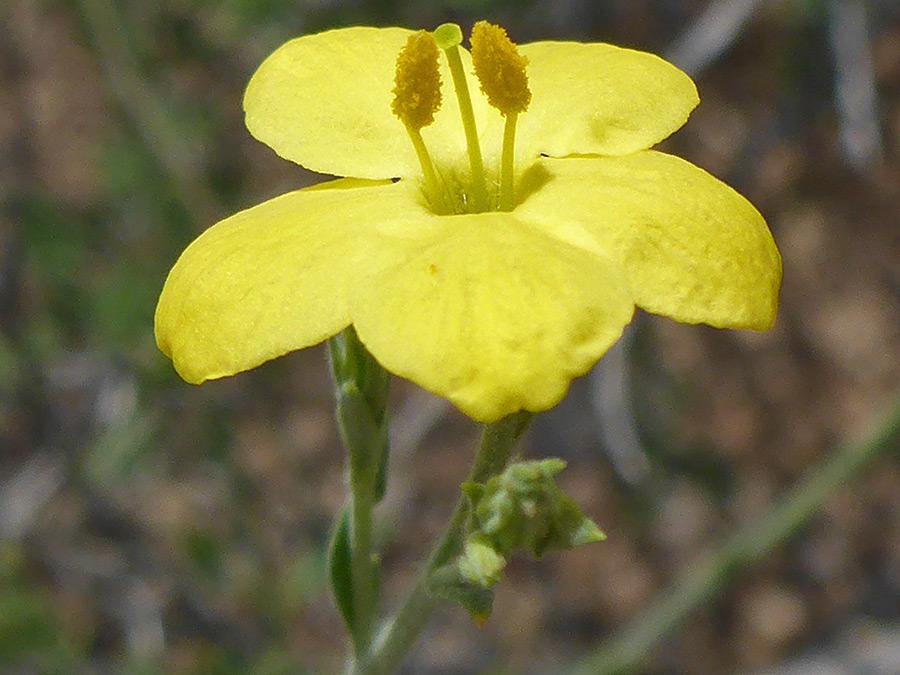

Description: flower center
[391,21,531,215]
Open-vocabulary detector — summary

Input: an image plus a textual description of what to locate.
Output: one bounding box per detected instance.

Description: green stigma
[433,23,463,50]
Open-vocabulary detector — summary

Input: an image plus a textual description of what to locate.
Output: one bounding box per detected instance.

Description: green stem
[572,395,900,675]
[442,44,489,212]
[349,411,533,675]
[499,113,518,211]
[350,464,376,659]
[328,328,390,664]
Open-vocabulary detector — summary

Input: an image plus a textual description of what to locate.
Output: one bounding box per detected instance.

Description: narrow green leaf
[328,506,355,635]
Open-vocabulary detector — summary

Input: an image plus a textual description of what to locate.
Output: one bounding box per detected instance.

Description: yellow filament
[391,30,442,130]
[499,112,517,211]
[406,126,448,213]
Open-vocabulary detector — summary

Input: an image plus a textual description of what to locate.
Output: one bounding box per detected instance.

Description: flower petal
[517,152,781,329]
[155,178,424,383]
[243,27,487,180]
[350,212,634,422]
[510,41,698,160]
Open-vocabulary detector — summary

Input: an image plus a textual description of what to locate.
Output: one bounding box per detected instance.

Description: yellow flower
[154,22,781,423]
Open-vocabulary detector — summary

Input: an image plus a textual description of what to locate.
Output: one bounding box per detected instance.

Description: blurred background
[2,0,900,673]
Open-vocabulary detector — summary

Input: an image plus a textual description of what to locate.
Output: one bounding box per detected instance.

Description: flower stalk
[349,411,532,675]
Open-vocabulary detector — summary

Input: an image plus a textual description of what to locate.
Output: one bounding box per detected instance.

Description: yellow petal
[243,27,487,180]
[517,152,781,330]
[508,41,698,161]
[351,212,634,422]
[155,178,421,383]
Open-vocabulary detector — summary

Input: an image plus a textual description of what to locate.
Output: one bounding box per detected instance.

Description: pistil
[434,23,489,212]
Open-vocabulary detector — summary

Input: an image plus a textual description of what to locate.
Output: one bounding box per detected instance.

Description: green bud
[466,458,606,558]
[327,326,391,500]
[458,535,506,587]
[327,326,389,418]
[432,458,603,627]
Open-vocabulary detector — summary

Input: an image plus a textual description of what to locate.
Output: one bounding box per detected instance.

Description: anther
[391,30,442,130]
[470,21,531,116]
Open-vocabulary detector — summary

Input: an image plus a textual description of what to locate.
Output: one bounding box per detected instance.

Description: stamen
[391,31,447,212]
[471,21,531,211]
[434,23,489,212]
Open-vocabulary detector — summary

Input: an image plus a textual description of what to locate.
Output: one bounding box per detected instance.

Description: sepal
[428,561,495,627]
